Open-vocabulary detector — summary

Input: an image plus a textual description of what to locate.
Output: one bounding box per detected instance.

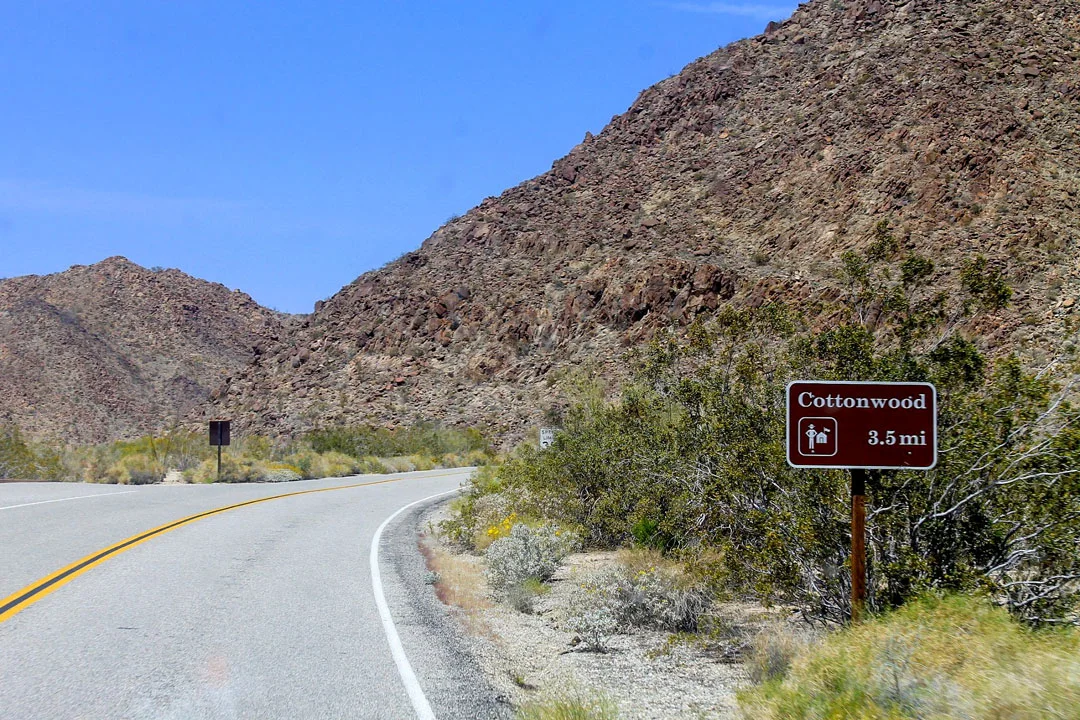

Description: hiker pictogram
[786,381,937,470]
[798,417,837,457]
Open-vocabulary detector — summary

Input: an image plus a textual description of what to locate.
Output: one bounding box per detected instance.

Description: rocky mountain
[213,0,1080,440]
[0,257,291,443]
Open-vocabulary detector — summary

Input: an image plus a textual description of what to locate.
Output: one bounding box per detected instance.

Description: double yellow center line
[0,471,463,625]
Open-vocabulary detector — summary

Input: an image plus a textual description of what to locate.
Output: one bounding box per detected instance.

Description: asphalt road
[0,470,507,719]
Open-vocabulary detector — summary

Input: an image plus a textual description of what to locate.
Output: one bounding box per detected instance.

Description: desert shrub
[356,456,389,474]
[465,448,494,466]
[302,422,491,459]
[0,424,33,479]
[105,452,164,485]
[505,578,550,614]
[282,448,319,477]
[472,242,1080,624]
[380,456,418,473]
[187,454,261,483]
[112,430,209,471]
[297,422,495,471]
[439,452,464,468]
[438,499,475,548]
[254,462,302,483]
[438,450,494,468]
[314,450,361,478]
[5,427,399,485]
[438,465,510,549]
[630,517,673,551]
[739,594,1080,719]
[281,449,359,479]
[485,512,518,544]
[565,594,621,651]
[565,559,712,650]
[28,443,66,480]
[485,523,577,593]
[0,424,66,480]
[408,453,436,471]
[442,495,512,550]
[74,446,116,483]
[234,434,274,461]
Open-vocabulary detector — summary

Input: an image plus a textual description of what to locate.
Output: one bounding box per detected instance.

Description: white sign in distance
[539,427,556,450]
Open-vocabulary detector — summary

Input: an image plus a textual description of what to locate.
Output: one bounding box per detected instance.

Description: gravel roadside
[382,495,514,719]
[417,502,775,720]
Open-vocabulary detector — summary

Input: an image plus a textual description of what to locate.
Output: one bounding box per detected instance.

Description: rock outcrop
[0,257,292,442]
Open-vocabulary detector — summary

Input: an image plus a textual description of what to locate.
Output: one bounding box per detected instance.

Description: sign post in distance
[539,428,556,450]
[209,420,231,482]
[785,381,937,622]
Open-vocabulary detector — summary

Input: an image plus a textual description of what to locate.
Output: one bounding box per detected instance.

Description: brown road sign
[786,381,937,470]
[209,420,231,447]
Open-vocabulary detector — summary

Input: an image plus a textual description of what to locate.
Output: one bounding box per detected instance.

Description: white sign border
[785,380,938,471]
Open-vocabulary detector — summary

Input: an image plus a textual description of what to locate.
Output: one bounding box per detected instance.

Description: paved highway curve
[0,469,505,719]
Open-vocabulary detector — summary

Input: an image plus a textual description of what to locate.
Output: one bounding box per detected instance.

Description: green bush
[630,517,672,551]
[462,243,1080,624]
[302,422,491,459]
[105,452,164,485]
[111,430,209,471]
[1,422,484,485]
[0,424,35,479]
[739,594,1080,719]
[0,424,67,480]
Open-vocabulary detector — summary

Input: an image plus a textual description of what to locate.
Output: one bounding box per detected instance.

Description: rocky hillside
[0,257,291,443]
[213,0,1080,440]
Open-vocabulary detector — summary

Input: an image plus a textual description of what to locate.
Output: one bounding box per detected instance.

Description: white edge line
[0,490,138,511]
[370,486,461,720]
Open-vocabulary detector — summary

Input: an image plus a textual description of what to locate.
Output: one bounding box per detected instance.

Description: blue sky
[0,1,794,313]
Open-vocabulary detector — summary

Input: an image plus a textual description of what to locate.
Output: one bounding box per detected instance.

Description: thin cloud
[0,178,361,239]
[666,2,796,21]
[0,179,245,223]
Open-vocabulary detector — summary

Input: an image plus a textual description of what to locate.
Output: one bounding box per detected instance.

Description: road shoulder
[380,496,514,719]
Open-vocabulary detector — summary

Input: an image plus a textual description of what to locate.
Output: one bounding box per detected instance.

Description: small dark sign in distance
[209,420,231,447]
[786,381,937,470]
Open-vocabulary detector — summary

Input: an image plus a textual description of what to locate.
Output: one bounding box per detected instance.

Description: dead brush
[418,534,494,637]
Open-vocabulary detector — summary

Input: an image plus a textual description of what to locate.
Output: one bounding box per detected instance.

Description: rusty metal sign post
[786,381,937,623]
[209,420,231,482]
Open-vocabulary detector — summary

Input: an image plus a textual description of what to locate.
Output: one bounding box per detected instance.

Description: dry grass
[517,694,619,720]
[418,534,494,637]
[740,594,1080,719]
[746,622,816,684]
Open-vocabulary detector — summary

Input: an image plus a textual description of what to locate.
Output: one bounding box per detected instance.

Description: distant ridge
[0,257,293,443]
